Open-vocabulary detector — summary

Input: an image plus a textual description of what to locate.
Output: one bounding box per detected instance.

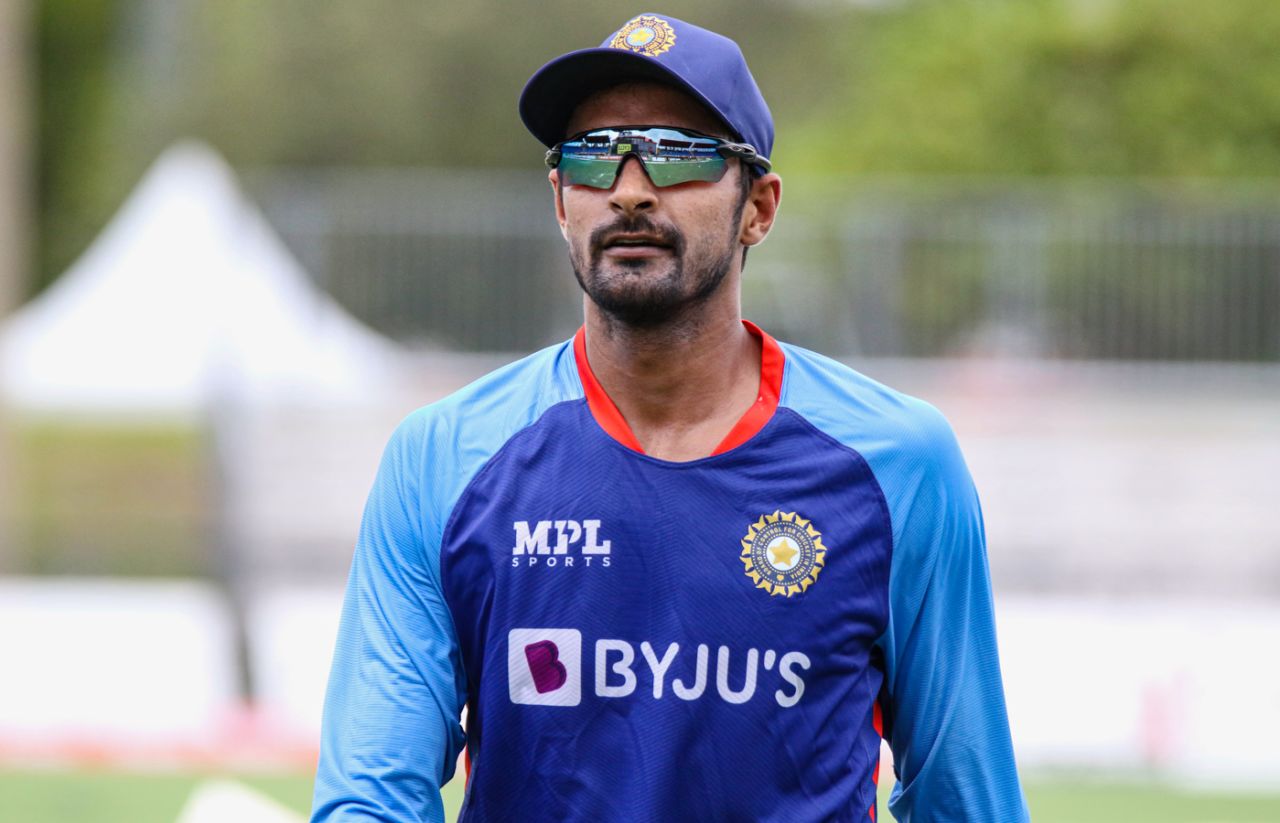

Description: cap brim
[519,48,738,148]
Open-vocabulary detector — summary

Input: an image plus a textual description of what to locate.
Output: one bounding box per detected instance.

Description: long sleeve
[876,407,1030,822]
[311,418,468,823]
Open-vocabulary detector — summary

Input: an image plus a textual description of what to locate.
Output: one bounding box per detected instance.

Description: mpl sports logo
[511,519,612,569]
[508,628,811,709]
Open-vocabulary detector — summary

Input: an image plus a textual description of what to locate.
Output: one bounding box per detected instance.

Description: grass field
[3,769,1280,822]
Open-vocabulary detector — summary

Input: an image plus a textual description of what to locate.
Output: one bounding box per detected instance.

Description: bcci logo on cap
[741,511,828,597]
[609,15,676,57]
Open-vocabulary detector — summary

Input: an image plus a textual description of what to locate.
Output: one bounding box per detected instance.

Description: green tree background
[34,0,1280,292]
[784,0,1280,177]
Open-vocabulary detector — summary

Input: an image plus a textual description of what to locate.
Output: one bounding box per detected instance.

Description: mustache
[588,215,685,255]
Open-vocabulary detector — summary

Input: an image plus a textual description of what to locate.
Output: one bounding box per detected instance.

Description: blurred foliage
[32,0,1280,291]
[785,0,1280,176]
[11,422,210,575]
[175,0,831,167]
[185,0,541,166]
[34,0,126,292]
[31,0,834,291]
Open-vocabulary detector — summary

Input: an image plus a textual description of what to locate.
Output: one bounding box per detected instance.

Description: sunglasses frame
[545,125,771,189]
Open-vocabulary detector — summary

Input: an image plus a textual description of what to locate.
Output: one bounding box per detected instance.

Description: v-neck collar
[572,320,786,458]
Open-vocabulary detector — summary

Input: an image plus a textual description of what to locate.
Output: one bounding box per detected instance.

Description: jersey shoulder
[778,341,958,464]
[399,338,581,448]
[380,339,583,532]
[778,342,977,552]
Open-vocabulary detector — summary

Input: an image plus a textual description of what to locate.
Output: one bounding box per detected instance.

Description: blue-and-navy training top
[311,322,1030,822]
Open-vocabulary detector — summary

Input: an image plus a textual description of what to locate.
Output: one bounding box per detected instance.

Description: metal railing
[255,171,1280,361]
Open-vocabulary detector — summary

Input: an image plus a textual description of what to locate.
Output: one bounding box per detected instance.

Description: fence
[254,171,1280,360]
[835,181,1280,360]
[254,169,578,352]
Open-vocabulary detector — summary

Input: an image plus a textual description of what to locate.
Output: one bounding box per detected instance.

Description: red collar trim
[711,320,785,455]
[572,320,785,457]
[573,326,646,453]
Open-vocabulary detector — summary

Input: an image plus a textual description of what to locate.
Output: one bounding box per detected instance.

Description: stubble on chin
[570,222,735,330]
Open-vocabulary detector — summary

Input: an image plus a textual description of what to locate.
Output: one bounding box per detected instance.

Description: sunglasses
[546,125,771,189]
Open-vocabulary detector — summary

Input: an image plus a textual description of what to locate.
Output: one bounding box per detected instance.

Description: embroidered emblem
[741,511,827,597]
[609,15,677,57]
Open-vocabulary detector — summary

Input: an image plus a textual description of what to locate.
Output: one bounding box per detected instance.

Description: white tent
[0,141,403,415]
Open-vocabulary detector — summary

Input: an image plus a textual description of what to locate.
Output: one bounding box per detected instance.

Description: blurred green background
[34,0,1280,294]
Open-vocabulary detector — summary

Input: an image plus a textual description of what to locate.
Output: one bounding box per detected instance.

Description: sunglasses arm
[717,142,771,173]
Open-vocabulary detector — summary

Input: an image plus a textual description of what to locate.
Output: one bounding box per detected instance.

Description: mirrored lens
[556,127,731,189]
[558,154,625,189]
[644,159,729,186]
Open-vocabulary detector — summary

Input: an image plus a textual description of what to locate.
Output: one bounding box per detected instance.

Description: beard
[569,213,738,329]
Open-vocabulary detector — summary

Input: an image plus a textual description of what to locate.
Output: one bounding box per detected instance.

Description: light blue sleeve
[778,345,1029,822]
[310,413,468,823]
[871,404,1030,823]
[310,341,583,822]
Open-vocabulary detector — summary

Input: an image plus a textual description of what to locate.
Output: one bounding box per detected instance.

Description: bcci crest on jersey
[741,511,827,597]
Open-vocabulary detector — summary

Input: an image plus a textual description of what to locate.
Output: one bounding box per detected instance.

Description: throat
[595,318,756,424]
[575,318,781,462]
[630,411,756,462]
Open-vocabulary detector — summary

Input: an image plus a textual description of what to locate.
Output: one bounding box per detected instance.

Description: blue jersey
[311,323,1029,823]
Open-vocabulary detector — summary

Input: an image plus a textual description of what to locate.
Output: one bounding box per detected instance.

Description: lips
[603,233,671,251]
[589,219,683,259]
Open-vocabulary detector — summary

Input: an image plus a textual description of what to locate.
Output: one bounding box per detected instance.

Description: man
[312,13,1029,823]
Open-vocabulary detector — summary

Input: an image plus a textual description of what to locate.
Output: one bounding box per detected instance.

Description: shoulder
[377,339,583,518]
[777,342,977,550]
[391,339,582,454]
[778,341,960,466]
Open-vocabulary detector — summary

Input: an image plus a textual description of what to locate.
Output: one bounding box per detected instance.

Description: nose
[608,155,657,216]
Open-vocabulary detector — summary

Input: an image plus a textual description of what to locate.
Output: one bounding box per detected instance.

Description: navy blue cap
[519,13,774,164]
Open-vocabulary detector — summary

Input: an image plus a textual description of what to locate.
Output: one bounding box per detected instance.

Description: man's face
[551,83,751,328]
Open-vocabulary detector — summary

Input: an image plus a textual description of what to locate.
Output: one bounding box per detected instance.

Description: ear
[549,168,569,239]
[739,171,782,248]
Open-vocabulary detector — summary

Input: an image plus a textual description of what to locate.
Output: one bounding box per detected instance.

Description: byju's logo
[508,628,583,706]
[523,641,567,693]
[507,628,811,709]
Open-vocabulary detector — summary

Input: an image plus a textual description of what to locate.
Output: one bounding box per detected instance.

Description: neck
[583,289,761,461]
